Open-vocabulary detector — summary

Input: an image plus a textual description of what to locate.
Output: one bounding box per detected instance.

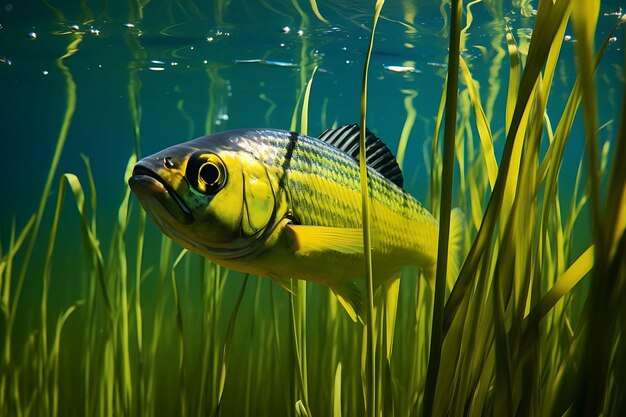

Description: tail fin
[447,208,465,289]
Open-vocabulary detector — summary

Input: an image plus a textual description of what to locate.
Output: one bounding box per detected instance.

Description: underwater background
[1,0,625,416]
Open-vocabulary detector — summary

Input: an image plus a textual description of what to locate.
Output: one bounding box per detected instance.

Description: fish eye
[187,152,227,195]
[199,162,223,193]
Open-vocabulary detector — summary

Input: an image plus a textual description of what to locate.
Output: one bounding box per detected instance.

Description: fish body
[129,125,463,320]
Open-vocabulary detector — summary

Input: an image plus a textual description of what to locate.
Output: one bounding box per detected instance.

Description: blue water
[0,0,624,415]
[1,1,623,227]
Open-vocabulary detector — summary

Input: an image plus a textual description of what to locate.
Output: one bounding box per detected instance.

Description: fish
[128,124,464,321]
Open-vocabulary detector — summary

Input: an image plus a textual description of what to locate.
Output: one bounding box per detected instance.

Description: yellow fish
[129,124,464,321]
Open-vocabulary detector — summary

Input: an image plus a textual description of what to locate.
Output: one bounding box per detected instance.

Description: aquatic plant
[1,0,625,416]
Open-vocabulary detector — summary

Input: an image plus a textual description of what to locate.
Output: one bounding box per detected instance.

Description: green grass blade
[80,155,98,232]
[525,245,594,326]
[429,80,447,214]
[290,279,311,416]
[116,155,138,415]
[359,1,385,415]
[504,29,521,133]
[0,216,34,316]
[172,250,189,417]
[332,362,342,417]
[215,275,249,415]
[49,304,80,417]
[300,65,318,135]
[289,44,319,417]
[569,1,610,414]
[459,55,498,189]
[604,17,626,256]
[10,34,81,359]
[308,0,328,24]
[396,89,418,170]
[423,0,462,415]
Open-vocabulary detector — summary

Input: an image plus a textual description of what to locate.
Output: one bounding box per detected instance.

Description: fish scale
[245,129,441,278]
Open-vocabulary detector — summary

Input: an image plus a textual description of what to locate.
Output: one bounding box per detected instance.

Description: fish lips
[129,164,195,225]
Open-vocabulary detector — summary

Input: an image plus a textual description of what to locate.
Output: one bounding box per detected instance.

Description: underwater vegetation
[1,0,625,416]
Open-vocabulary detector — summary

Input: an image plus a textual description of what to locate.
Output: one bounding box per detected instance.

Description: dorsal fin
[317,124,404,188]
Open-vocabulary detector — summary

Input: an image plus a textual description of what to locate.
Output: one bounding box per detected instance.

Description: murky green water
[1,1,625,416]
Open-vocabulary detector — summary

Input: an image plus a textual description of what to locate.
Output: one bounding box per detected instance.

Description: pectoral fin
[330,282,363,324]
[286,224,364,255]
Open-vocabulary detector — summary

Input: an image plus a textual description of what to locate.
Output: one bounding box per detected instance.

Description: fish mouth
[129,165,194,225]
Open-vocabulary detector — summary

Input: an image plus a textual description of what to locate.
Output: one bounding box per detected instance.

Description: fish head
[128,136,285,259]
